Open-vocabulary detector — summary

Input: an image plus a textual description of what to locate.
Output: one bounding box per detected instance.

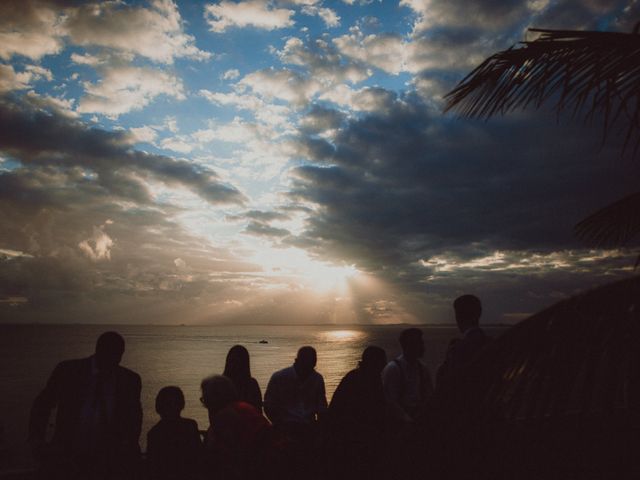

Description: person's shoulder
[249,376,260,387]
[53,357,90,377]
[117,365,141,382]
[382,358,401,373]
[147,420,163,438]
[270,365,293,380]
[178,417,199,429]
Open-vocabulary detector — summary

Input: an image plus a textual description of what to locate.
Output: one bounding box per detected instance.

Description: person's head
[155,386,185,420]
[294,346,317,380]
[223,345,251,381]
[359,346,387,377]
[94,331,125,373]
[453,294,482,333]
[201,375,238,416]
[399,328,424,361]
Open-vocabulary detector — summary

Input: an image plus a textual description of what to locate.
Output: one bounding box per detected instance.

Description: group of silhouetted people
[28,295,489,480]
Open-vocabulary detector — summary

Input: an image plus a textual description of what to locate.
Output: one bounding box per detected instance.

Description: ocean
[0,323,507,470]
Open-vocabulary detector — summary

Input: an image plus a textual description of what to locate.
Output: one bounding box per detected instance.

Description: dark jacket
[437,328,490,389]
[29,356,142,455]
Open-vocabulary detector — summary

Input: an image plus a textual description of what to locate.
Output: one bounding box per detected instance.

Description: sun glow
[251,246,359,293]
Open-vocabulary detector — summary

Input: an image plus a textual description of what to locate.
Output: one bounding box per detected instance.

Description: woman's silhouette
[223,345,263,411]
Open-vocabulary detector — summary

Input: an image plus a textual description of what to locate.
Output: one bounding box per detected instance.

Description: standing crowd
[28,295,489,480]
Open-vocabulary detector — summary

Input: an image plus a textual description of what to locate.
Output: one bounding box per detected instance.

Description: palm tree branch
[574,191,640,247]
[443,28,640,153]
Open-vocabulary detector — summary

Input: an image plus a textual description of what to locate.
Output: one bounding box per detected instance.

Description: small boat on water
[259,340,268,344]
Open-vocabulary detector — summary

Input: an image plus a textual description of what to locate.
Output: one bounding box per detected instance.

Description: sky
[0,0,639,325]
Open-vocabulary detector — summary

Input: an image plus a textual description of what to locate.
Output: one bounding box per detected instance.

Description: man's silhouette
[264,346,327,478]
[264,346,327,427]
[437,294,490,388]
[382,328,433,425]
[327,346,389,480]
[29,331,142,479]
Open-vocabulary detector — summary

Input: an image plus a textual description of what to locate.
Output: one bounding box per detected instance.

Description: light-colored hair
[200,375,238,411]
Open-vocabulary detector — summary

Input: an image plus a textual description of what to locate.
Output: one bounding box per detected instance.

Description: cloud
[23,91,78,118]
[0,0,209,64]
[77,65,185,118]
[130,125,158,143]
[400,0,537,34]
[204,0,295,32]
[299,104,345,133]
[199,89,291,126]
[333,30,406,75]
[222,69,240,80]
[78,222,114,261]
[65,0,210,63]
[244,220,291,237]
[0,63,53,93]
[0,96,245,205]
[160,135,194,153]
[0,1,66,60]
[278,36,370,84]
[240,68,321,105]
[284,92,638,318]
[301,6,340,27]
[0,65,34,92]
[320,85,397,112]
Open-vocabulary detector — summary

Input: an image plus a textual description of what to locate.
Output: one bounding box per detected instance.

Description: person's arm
[316,375,328,421]
[28,362,64,454]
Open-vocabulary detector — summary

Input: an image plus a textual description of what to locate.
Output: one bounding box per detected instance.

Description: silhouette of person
[264,346,327,478]
[264,346,327,427]
[147,386,202,480]
[382,328,433,426]
[29,331,142,480]
[200,375,272,480]
[326,346,389,480]
[223,345,262,411]
[436,294,490,389]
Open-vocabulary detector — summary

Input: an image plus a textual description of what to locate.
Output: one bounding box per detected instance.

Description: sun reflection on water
[318,329,365,342]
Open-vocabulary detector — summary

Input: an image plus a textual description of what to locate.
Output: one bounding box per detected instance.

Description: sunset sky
[1,0,638,325]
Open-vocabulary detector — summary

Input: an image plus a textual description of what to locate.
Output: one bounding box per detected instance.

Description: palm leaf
[443,27,640,154]
[574,191,640,265]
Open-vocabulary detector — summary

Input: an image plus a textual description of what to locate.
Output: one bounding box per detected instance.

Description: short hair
[360,346,386,369]
[297,346,317,361]
[155,386,185,418]
[200,375,238,410]
[453,294,482,321]
[399,328,422,349]
[95,331,125,356]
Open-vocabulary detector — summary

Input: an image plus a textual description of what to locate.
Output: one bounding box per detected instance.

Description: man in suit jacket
[436,295,490,389]
[29,331,142,479]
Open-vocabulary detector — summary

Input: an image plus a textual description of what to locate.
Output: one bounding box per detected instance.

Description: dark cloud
[244,221,291,238]
[299,104,346,133]
[533,0,630,30]
[0,95,245,205]
[284,92,639,319]
[227,210,291,223]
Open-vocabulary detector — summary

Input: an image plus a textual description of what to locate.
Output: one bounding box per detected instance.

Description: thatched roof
[450,275,640,421]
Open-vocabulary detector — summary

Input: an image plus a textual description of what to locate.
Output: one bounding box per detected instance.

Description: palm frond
[443,28,640,154]
[574,191,640,247]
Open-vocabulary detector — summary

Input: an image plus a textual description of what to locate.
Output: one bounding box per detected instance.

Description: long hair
[223,345,251,384]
